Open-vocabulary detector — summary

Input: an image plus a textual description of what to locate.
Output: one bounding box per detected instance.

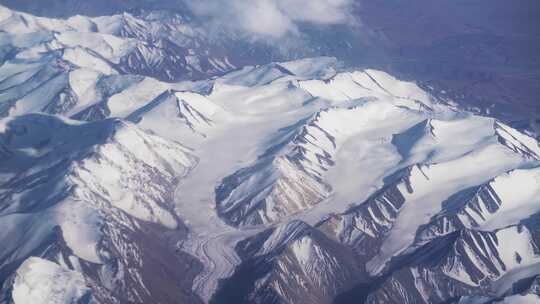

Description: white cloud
[186,0,355,38]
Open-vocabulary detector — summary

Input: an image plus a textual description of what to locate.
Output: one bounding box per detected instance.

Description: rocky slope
[0,114,201,303]
[0,5,539,303]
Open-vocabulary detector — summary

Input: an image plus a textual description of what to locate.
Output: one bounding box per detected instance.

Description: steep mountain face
[0,4,539,304]
[214,65,438,227]
[416,166,540,241]
[0,4,235,92]
[365,224,540,304]
[318,117,540,270]
[0,114,202,303]
[313,114,540,303]
[126,89,225,140]
[212,221,366,304]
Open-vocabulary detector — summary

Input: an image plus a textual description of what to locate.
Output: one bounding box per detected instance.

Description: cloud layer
[186,0,356,38]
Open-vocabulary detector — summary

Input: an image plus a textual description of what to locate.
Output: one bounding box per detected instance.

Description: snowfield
[0,4,539,303]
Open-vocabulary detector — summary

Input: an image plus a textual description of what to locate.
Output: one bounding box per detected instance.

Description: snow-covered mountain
[0,4,236,90]
[0,4,539,304]
[0,114,201,303]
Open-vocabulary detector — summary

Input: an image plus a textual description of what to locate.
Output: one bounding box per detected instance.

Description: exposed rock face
[212,221,366,304]
[0,8,539,302]
[0,114,201,303]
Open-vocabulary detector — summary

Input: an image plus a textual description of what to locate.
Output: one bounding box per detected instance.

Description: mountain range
[0,3,539,304]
